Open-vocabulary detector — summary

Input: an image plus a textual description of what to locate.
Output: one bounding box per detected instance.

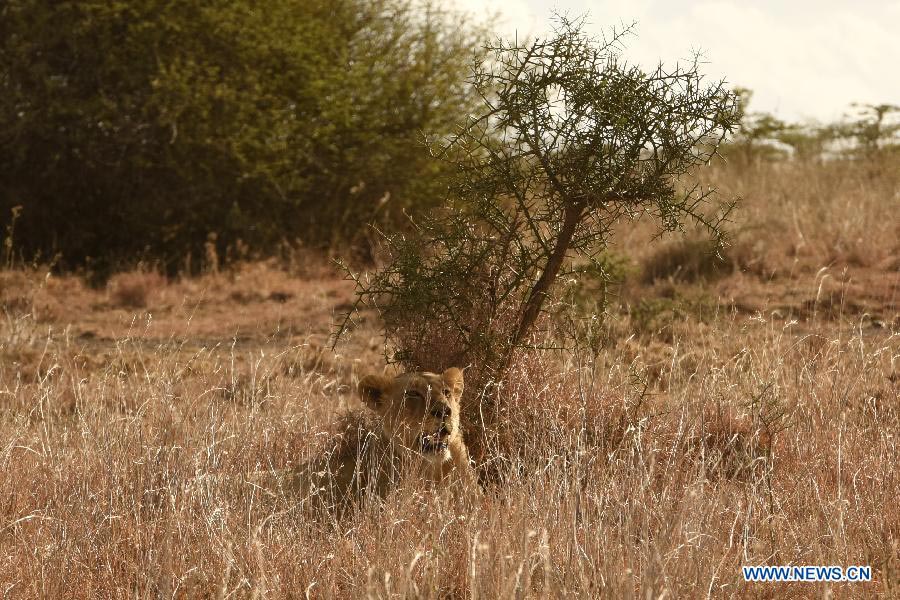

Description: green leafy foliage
[0,0,485,274]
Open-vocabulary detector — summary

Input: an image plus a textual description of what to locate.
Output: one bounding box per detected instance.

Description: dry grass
[107,270,167,309]
[0,159,898,597]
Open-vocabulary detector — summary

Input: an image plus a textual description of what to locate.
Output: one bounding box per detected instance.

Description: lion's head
[358,367,465,465]
[195,366,477,512]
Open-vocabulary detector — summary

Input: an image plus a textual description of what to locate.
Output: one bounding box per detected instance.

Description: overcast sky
[443,0,900,123]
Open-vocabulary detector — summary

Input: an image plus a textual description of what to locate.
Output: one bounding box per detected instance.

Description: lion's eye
[443,388,451,398]
[405,391,424,402]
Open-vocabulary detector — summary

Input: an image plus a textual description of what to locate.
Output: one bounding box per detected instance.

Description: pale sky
[444,0,900,123]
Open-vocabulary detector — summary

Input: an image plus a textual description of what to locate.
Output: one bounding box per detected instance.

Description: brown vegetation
[0,160,897,597]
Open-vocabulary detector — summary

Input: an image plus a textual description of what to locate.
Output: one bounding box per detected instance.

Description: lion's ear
[442,367,464,398]
[358,374,393,412]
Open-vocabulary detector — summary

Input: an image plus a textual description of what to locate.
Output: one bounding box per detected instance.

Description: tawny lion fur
[196,367,478,512]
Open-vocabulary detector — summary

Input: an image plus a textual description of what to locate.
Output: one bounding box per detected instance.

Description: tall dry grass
[0,158,897,597]
[621,157,900,282]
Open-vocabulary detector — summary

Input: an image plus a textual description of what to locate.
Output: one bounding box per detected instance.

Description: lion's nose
[429,404,451,419]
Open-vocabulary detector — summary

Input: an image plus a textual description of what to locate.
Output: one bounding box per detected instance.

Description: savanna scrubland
[1,1,898,598]
[1,157,897,597]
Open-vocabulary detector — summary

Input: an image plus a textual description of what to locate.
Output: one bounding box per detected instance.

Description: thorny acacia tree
[341,18,740,469]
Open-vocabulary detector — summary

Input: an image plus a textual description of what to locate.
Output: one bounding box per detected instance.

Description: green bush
[0,0,484,274]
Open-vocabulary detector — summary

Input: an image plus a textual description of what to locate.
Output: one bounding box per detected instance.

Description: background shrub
[0,0,485,275]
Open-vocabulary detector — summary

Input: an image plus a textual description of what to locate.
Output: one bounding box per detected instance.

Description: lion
[198,367,478,513]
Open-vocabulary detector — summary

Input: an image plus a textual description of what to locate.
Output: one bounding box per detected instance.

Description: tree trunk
[511,202,583,350]
[470,201,584,483]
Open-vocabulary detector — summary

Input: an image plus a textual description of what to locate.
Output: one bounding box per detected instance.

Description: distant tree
[341,17,739,474]
[774,123,835,162]
[838,103,900,156]
[724,87,861,163]
[726,88,791,163]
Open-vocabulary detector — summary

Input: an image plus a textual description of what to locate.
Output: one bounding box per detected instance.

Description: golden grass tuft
[106,269,167,309]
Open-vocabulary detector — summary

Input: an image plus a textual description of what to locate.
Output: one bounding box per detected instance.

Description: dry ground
[0,159,898,598]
